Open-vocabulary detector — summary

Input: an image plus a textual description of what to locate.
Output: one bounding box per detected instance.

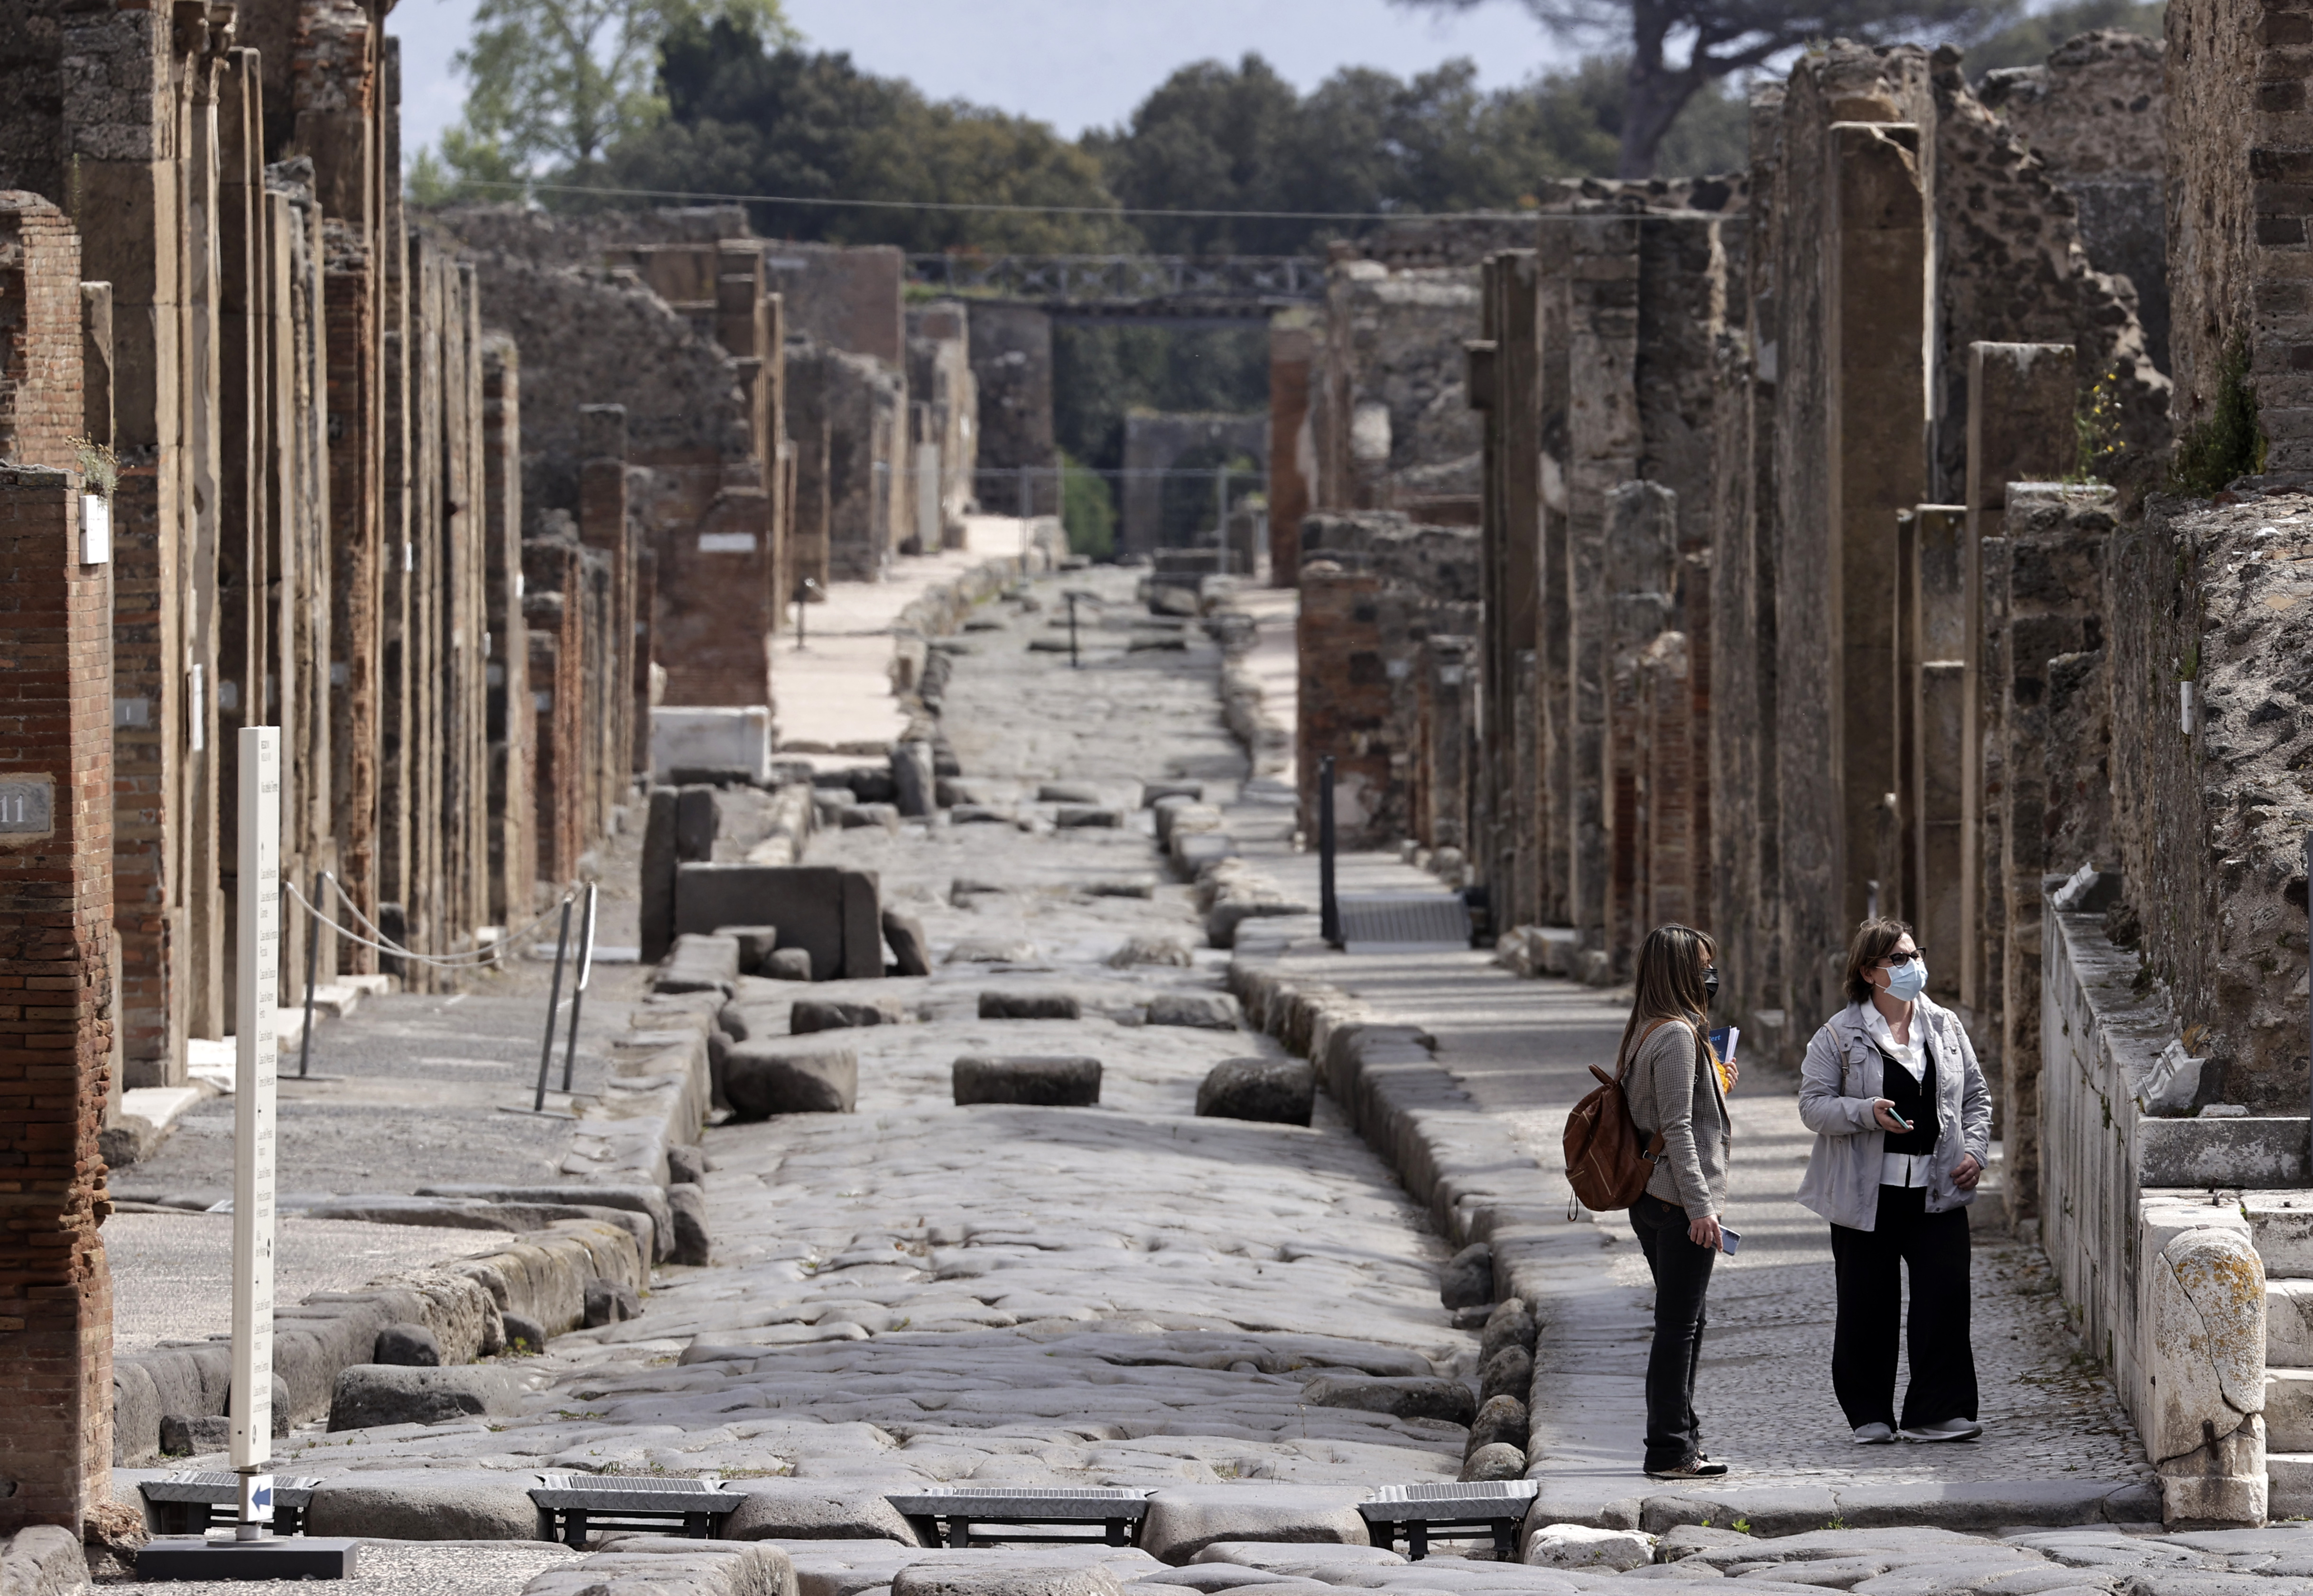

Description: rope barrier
[283,880,576,971]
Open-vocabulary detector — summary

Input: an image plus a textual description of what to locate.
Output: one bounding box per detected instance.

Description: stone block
[1461,1441,1525,1482]
[764,948,814,981]
[1440,1242,1494,1308]
[1039,782,1102,803]
[883,910,931,976]
[1195,1059,1314,1125]
[1149,993,1240,1030]
[658,933,741,996]
[1523,1525,1656,1571]
[1482,1300,1538,1363]
[159,1413,230,1456]
[675,784,720,862]
[895,1568,1123,1596]
[1298,1374,1474,1426]
[725,1479,925,1545]
[1054,806,1123,829]
[677,864,882,982]
[652,706,773,783]
[2146,1226,2267,1526]
[793,997,906,1033]
[372,1323,440,1367]
[585,1278,643,1327]
[979,992,1081,1021]
[641,788,678,964]
[1479,1345,1533,1406]
[842,803,901,831]
[1142,782,1205,807]
[2270,1279,2313,1367]
[953,1056,1102,1107]
[892,742,936,818]
[726,1040,860,1118]
[952,805,1017,826]
[1140,1487,1373,1565]
[502,1312,548,1352]
[325,1365,532,1431]
[726,925,782,975]
[1110,935,1195,967]
[668,1145,708,1185]
[669,1184,711,1266]
[303,1469,540,1540]
[1468,1393,1527,1454]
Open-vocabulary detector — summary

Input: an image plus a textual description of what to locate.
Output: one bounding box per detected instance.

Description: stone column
[1826,121,1927,942]
[1493,253,1542,934]
[1960,343,2073,1049]
[1295,560,1390,847]
[1604,482,1678,976]
[1904,505,1968,999]
[481,338,529,925]
[0,462,116,1532]
[577,404,631,826]
[1268,318,1317,585]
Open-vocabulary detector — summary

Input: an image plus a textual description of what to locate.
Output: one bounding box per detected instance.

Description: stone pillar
[481,338,529,924]
[1422,636,1474,854]
[0,462,116,1532]
[1826,121,1927,944]
[1604,482,1678,976]
[1268,318,1316,585]
[1296,561,1390,847]
[1903,506,1968,1000]
[1486,252,1542,933]
[1641,630,1695,930]
[1997,483,2111,1225]
[577,403,630,826]
[214,46,263,1033]
[1960,343,2072,1056]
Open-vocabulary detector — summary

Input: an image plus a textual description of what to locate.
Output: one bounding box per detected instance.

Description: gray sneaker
[1900,1417,1984,1442]
[1851,1422,1895,1445]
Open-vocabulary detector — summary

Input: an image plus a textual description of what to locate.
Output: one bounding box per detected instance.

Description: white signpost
[231,727,279,1535]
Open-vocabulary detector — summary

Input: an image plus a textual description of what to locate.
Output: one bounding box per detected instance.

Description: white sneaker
[1900,1417,1983,1442]
[1851,1422,1895,1445]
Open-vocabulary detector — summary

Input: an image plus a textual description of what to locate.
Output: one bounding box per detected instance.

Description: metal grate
[531,1474,733,1511]
[142,1471,322,1508]
[1364,1480,1538,1510]
[1337,894,1471,952]
[887,1486,1152,1519]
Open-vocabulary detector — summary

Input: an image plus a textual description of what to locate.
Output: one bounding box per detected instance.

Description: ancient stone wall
[1313,262,1482,525]
[1120,412,1268,558]
[1979,31,2170,372]
[762,241,904,367]
[2108,486,2313,1114]
[906,302,975,548]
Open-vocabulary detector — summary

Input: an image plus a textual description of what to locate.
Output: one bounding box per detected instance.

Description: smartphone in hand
[1719,1226,1741,1255]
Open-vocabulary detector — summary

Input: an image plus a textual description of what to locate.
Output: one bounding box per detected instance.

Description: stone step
[2266,1368,2313,1452]
[2240,1191,2313,1276]
[2270,1452,2313,1519]
[2272,1280,2313,1366]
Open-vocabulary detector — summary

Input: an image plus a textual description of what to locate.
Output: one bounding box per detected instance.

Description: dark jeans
[1630,1191,1716,1471]
[1829,1183,1979,1430]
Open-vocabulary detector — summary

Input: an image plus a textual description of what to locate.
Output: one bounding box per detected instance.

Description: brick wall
[0,198,87,473]
[0,464,115,1531]
[761,242,903,366]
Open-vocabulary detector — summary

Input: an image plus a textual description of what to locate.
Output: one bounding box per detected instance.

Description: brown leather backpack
[1563,1024,1672,1212]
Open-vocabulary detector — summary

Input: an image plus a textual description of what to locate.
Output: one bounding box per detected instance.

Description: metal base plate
[136,1536,359,1581]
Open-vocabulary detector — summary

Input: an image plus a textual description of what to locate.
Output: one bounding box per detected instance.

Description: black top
[1879,1034,1941,1157]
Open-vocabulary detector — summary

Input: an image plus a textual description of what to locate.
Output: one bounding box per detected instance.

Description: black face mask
[1703,966,1720,1006]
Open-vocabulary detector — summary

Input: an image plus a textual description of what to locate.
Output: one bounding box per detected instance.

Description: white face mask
[1883,958,1926,1003]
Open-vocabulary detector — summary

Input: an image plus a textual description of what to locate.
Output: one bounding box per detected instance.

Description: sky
[388,0,1573,164]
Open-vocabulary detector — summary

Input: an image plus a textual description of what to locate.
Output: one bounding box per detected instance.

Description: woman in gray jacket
[1620,923,1733,1480]
[1798,918,1991,1445]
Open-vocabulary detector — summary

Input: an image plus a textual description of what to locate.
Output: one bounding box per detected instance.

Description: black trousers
[1630,1191,1716,1471]
[1829,1183,1979,1430]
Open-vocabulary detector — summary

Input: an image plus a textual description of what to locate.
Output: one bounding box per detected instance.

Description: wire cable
[325,872,575,960]
[442,176,1511,225]
[287,880,575,970]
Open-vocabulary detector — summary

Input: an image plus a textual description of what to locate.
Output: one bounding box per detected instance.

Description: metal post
[533,894,573,1112]
[1319,753,1340,948]
[1067,591,1080,668]
[1215,463,1228,566]
[231,727,280,1538]
[561,882,599,1095]
[297,871,330,1079]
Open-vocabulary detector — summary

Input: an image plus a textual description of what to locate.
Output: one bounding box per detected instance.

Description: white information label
[231,727,280,1481]
[697,532,758,554]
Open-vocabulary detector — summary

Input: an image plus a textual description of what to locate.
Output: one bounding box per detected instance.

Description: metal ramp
[139,1471,324,1537]
[1338,893,1472,953]
[1358,1479,1540,1559]
[528,1474,741,1545]
[885,1485,1155,1548]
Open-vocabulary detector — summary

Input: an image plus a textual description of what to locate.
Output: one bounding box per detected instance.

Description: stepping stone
[952,805,1017,825]
[884,909,932,976]
[724,1039,859,1118]
[1038,782,1102,804]
[372,1323,440,1367]
[980,992,1082,1021]
[791,997,905,1033]
[1140,781,1205,807]
[725,924,781,974]
[656,932,739,995]
[947,938,1038,965]
[1440,1242,1493,1309]
[1460,1441,1524,1483]
[1196,1060,1314,1125]
[1054,806,1123,829]
[953,1056,1102,1107]
[1467,1393,1527,1454]
[1148,993,1239,1030]
[841,803,901,830]
[327,1365,531,1431]
[1299,1374,1475,1426]
[1110,935,1195,968]
[1086,877,1158,899]
[762,947,813,981]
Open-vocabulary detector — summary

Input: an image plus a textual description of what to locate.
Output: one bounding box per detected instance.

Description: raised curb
[1225,928,2157,1537]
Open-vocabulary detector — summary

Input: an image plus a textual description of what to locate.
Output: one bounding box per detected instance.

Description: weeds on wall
[69,436,118,499]
[2071,368,2124,483]
[1060,452,1115,559]
[2167,334,2266,497]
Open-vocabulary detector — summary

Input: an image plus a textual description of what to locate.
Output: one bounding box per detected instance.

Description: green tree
[438,0,792,189]
[1962,0,2161,73]
[1393,0,2010,179]
[590,24,1132,251]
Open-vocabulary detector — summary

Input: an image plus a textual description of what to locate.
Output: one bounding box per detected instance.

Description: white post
[231,726,280,1535]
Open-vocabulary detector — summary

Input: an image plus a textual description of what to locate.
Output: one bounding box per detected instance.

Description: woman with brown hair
[1798,918,1990,1445]
[1619,922,1734,1480]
